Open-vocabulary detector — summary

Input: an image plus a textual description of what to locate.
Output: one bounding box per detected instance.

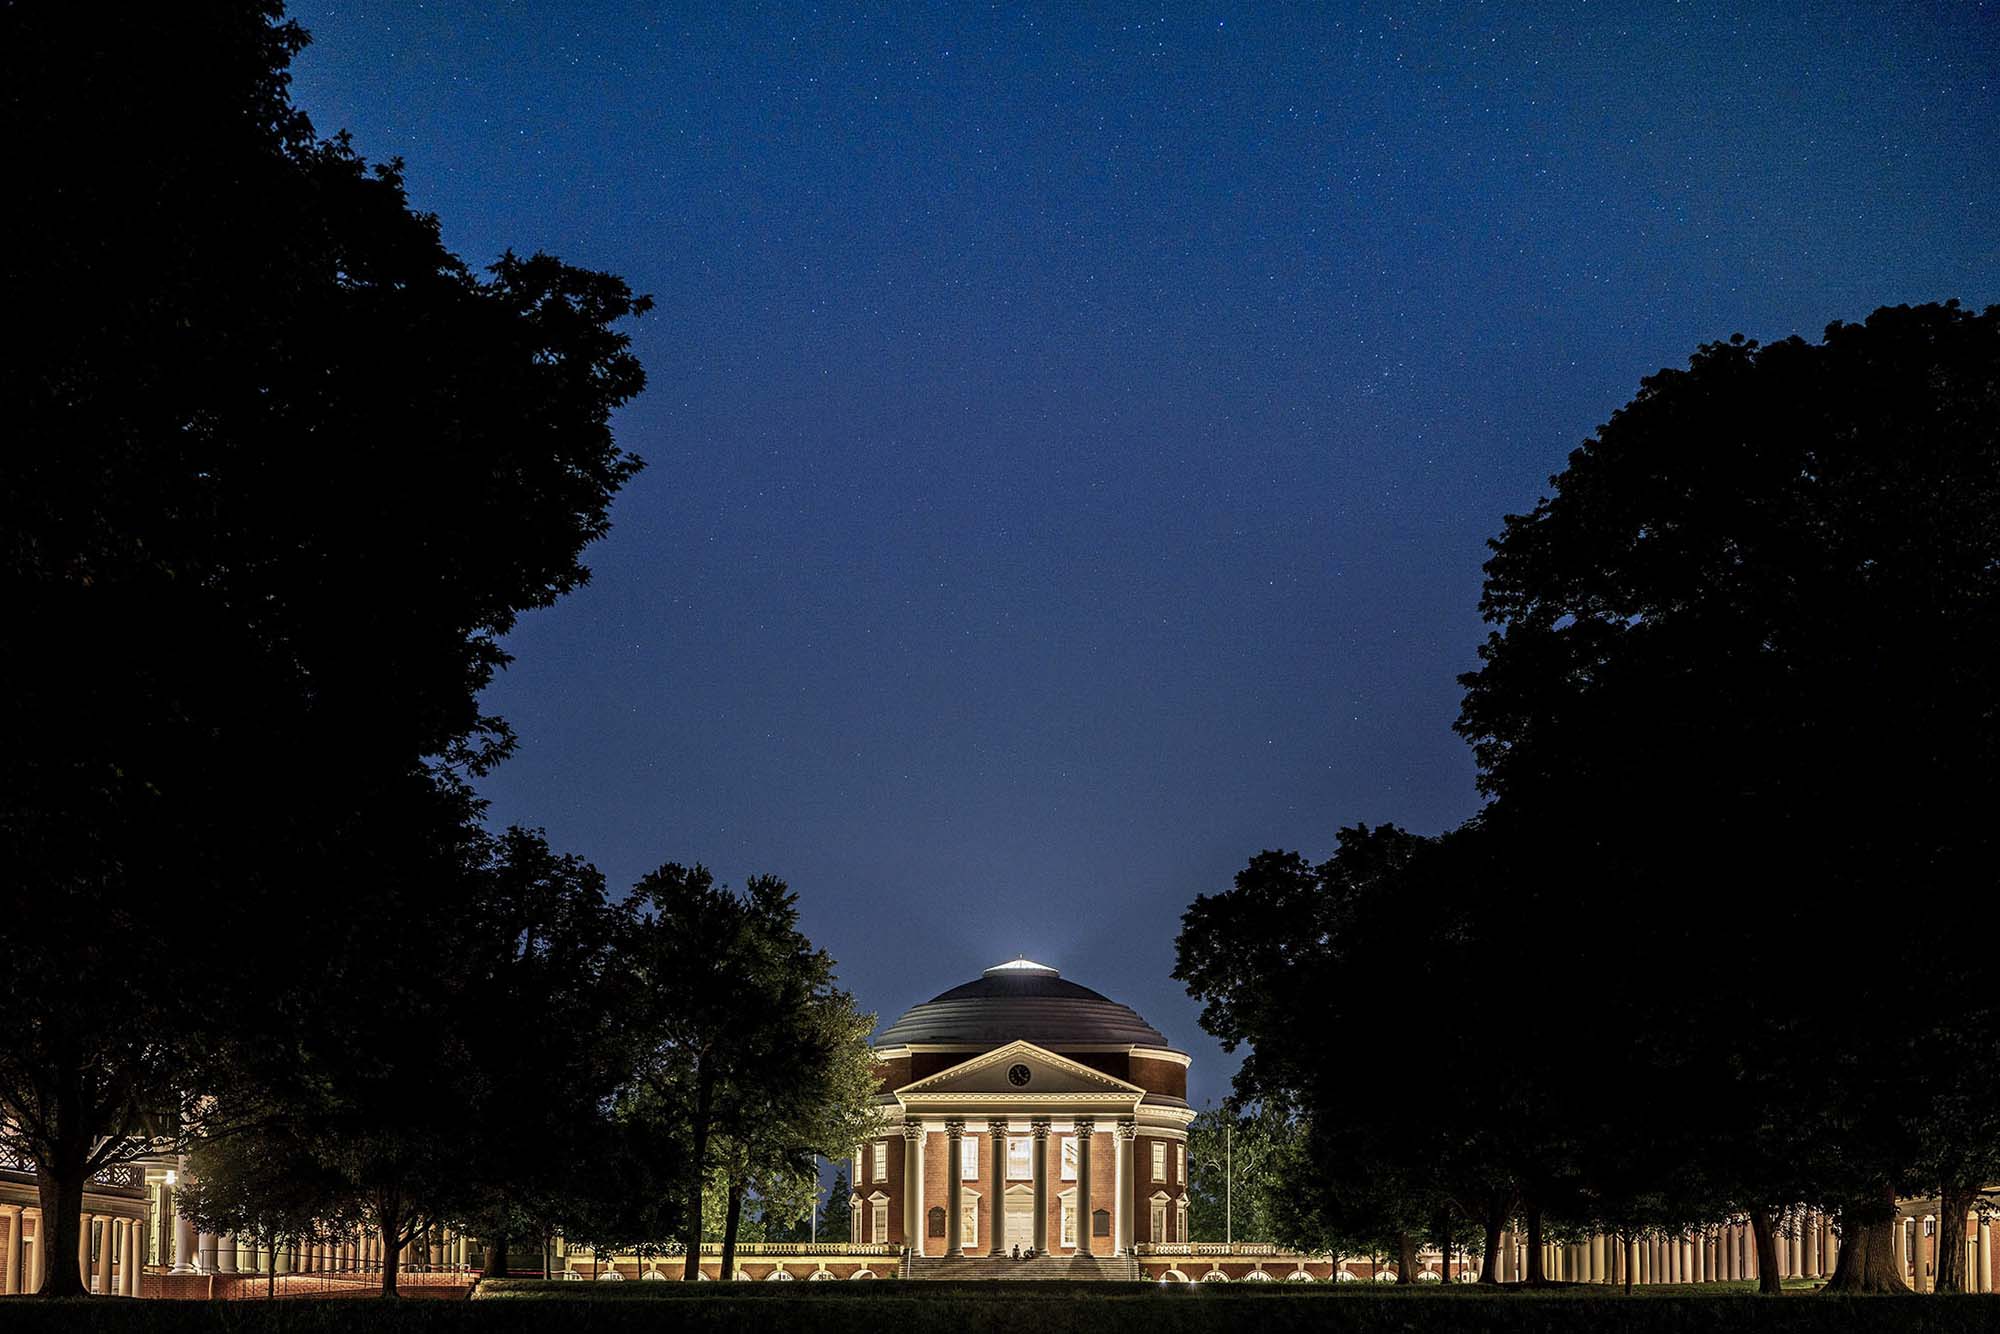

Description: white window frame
[871,1140,888,1182]
[960,1188,980,1250]
[1061,1134,1078,1182]
[1060,1188,1078,1249]
[960,1134,979,1181]
[1176,1142,1186,1184]
[1151,1141,1166,1182]
[1176,1197,1188,1240]
[1150,1192,1169,1243]
[1007,1135,1033,1180]
[868,1193,889,1244]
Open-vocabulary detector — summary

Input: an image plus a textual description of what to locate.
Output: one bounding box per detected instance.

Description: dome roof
[876,958,1168,1048]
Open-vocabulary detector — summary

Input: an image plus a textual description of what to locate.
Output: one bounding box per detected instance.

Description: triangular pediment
[893,1040,1144,1101]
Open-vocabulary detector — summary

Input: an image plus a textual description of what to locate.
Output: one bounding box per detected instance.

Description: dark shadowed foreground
[5,1284,1998,1334]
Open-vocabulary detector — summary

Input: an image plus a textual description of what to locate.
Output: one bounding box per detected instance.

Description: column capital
[1030,1119,1052,1139]
[986,1118,1009,1137]
[1073,1117,1096,1136]
[902,1122,924,1141]
[1115,1120,1137,1141]
[944,1118,965,1137]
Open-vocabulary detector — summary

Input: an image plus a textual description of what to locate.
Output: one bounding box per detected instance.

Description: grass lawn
[0,1279,1988,1333]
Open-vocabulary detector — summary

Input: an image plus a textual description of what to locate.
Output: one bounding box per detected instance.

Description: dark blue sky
[290,2,1997,1105]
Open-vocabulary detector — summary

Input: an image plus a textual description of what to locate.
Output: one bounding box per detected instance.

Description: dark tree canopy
[1458,300,2000,1289]
[0,2,650,1294]
[1181,302,2000,1295]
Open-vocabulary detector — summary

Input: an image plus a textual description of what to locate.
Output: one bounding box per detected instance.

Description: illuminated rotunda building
[852,958,1195,1270]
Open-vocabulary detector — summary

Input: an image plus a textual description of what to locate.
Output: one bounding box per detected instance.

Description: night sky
[289,2,1998,1105]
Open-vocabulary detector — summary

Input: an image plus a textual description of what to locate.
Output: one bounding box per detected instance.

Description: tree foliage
[615,867,877,1278]
[0,0,651,1296]
[1179,302,2000,1294]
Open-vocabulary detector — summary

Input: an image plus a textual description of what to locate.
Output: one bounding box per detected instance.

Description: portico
[886,1045,1137,1257]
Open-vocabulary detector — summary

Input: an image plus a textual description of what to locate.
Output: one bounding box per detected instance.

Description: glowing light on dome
[984,957,1059,976]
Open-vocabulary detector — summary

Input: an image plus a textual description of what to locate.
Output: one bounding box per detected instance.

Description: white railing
[695,1242,897,1257]
[1136,1243,1319,1258]
[570,1242,898,1259]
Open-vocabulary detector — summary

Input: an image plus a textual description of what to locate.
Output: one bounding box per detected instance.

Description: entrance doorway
[1004,1188,1034,1251]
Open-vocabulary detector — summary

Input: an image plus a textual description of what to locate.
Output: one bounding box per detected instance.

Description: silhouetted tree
[1459,300,2000,1293]
[0,1,649,1294]
[452,828,627,1279]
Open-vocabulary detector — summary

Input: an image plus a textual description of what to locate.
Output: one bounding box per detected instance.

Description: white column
[944,1120,966,1256]
[3,1203,21,1295]
[912,1130,928,1256]
[79,1212,94,1290]
[900,1124,922,1250]
[125,1216,143,1295]
[1113,1122,1133,1255]
[26,1209,44,1292]
[171,1203,195,1273]
[1978,1218,1991,1294]
[1074,1119,1094,1257]
[94,1219,114,1295]
[1029,1120,1049,1253]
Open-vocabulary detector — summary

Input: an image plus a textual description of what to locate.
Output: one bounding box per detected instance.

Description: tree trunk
[379,1217,401,1299]
[1433,1207,1453,1282]
[1524,1205,1546,1285]
[267,1241,276,1299]
[482,1232,509,1279]
[33,1157,90,1297]
[681,1071,713,1280]
[1479,1213,1502,1284]
[1624,1234,1635,1293]
[1750,1206,1782,1295]
[1821,1189,1911,1295]
[1934,1184,1973,1293]
[720,1177,745,1280]
[1395,1230,1417,1283]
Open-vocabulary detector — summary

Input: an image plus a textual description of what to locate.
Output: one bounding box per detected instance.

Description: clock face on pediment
[893,1040,1144,1102]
